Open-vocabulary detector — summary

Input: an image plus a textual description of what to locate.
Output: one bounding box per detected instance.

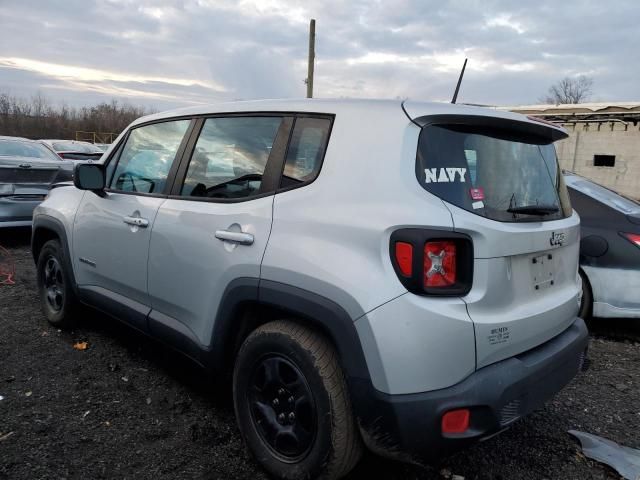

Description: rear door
[413,116,580,368]
[73,119,192,329]
[146,115,292,349]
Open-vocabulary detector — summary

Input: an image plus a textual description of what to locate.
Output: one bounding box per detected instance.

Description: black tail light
[390,228,473,296]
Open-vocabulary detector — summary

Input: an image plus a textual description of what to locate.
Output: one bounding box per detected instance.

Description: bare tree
[542,75,594,104]
[0,91,153,140]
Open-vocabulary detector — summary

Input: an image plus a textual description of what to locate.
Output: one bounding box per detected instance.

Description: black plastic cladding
[389,228,473,296]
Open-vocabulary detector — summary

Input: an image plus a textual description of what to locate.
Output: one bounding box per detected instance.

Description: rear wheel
[36,239,79,329]
[578,270,592,319]
[233,320,362,479]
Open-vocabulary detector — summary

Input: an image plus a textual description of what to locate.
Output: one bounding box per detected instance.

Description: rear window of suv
[416,124,570,222]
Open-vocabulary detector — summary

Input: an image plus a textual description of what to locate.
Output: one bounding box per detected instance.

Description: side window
[180,116,282,199]
[109,120,190,194]
[280,117,331,189]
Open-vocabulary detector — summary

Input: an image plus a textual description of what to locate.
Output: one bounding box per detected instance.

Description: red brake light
[395,242,413,277]
[442,408,470,434]
[622,232,640,248]
[424,241,456,287]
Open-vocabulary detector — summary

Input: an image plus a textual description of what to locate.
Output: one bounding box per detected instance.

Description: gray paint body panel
[147,196,274,347]
[582,265,640,318]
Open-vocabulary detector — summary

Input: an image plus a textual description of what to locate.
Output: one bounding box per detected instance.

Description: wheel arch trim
[209,278,375,413]
[31,215,78,294]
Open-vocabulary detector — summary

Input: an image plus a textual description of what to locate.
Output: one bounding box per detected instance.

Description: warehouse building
[507,103,640,200]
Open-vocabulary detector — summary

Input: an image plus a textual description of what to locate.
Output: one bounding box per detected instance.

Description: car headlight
[0,184,15,196]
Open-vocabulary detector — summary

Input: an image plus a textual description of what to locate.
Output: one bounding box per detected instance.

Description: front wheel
[233,320,362,480]
[36,239,79,329]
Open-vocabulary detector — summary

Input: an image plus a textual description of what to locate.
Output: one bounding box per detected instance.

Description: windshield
[51,141,102,153]
[565,175,640,214]
[416,124,570,222]
[0,139,61,160]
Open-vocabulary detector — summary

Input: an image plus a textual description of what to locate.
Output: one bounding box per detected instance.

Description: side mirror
[74,163,106,192]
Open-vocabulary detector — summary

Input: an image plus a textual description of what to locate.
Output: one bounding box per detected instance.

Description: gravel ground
[1,227,638,480]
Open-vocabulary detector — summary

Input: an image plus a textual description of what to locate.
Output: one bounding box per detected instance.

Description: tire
[578,270,593,319]
[233,320,362,480]
[36,239,79,329]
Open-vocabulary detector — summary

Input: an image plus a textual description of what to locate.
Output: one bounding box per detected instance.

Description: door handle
[215,229,254,245]
[123,216,149,228]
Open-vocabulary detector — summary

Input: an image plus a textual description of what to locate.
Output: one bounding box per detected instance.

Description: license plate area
[532,253,555,290]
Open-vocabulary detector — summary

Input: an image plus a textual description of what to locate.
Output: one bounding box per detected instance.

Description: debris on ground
[439,468,452,478]
[570,430,640,480]
[73,341,88,350]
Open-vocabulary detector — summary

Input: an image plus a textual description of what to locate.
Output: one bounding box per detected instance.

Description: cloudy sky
[0,0,637,110]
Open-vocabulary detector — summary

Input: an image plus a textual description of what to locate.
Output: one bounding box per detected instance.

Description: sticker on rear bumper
[488,326,510,346]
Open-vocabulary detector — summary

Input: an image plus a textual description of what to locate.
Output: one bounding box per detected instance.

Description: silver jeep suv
[32,99,589,479]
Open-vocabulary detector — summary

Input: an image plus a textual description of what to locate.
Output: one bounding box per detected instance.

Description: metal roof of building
[500,102,640,123]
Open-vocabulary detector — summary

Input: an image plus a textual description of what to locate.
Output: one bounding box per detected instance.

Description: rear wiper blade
[507,204,559,216]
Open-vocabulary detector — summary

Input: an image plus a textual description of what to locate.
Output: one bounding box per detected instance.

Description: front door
[73,119,192,328]
[147,115,291,348]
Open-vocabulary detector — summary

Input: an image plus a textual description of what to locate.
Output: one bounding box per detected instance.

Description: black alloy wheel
[42,256,64,313]
[248,354,317,461]
[37,239,79,329]
[233,320,362,480]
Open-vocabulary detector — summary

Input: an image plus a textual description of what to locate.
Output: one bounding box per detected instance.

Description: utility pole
[306,19,315,98]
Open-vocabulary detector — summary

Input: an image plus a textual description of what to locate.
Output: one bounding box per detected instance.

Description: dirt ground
[1,227,638,480]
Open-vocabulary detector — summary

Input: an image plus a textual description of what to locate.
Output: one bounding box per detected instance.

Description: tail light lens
[621,232,640,248]
[424,241,456,287]
[395,242,413,277]
[390,229,473,296]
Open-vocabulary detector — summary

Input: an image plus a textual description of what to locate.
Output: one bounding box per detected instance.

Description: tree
[542,75,594,104]
[0,91,152,140]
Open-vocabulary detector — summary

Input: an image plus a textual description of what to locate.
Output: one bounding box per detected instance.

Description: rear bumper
[0,196,42,225]
[355,318,589,463]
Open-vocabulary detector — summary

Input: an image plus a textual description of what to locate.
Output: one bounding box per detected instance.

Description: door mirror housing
[74,163,106,191]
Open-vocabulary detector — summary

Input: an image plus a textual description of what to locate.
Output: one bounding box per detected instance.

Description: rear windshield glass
[416,124,569,222]
[566,176,640,214]
[52,141,102,153]
[0,139,60,160]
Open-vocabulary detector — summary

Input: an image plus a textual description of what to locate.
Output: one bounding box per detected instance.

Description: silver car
[32,99,588,479]
[0,136,73,227]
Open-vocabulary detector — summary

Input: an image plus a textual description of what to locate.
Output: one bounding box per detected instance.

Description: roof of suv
[132,98,566,136]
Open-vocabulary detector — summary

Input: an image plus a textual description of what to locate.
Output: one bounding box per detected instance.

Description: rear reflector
[424,241,456,287]
[442,409,470,434]
[395,242,413,277]
[622,232,640,248]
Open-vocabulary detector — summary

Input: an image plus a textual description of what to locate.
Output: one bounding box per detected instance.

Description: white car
[32,99,588,479]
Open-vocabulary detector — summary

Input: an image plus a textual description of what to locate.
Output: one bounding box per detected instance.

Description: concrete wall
[555,121,640,199]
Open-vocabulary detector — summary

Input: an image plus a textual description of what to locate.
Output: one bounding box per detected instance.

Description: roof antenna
[451,58,468,104]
